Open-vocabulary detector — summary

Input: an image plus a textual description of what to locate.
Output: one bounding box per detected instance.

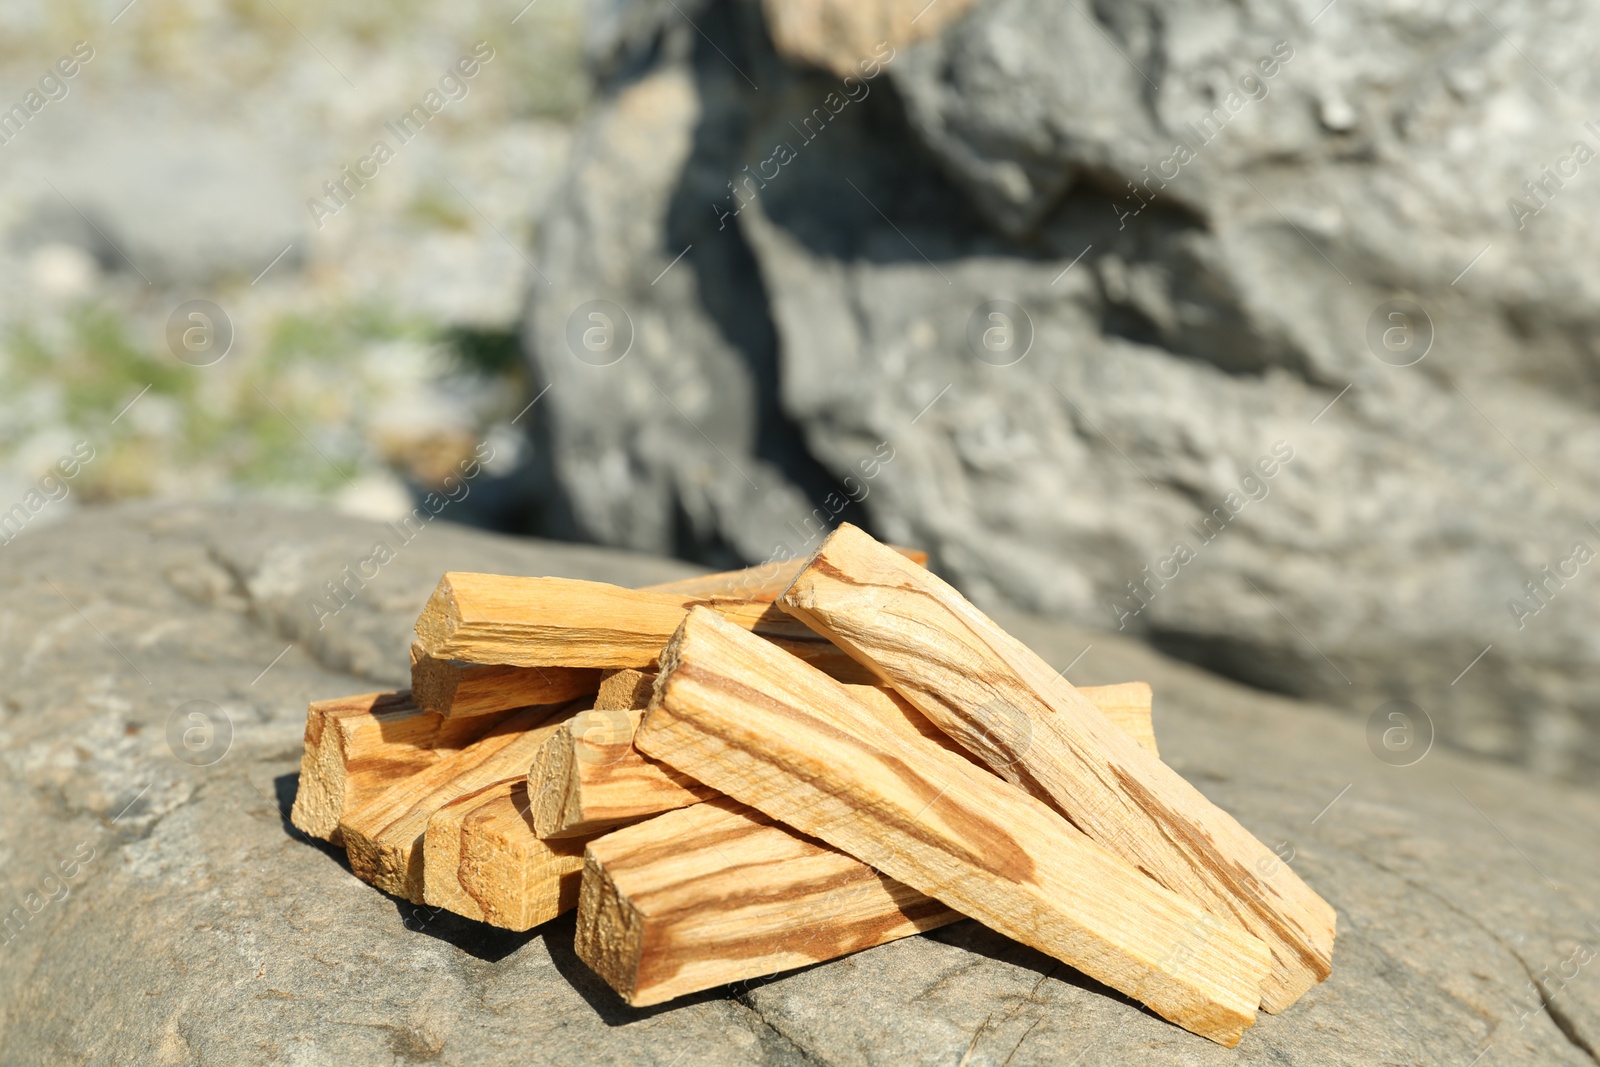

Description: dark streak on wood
[1113,766,1330,979]
[667,658,1040,887]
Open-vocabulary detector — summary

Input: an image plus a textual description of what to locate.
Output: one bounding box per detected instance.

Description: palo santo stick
[405,554,926,721]
[289,691,509,844]
[641,545,928,601]
[410,642,600,718]
[414,574,873,681]
[573,683,1159,1006]
[576,797,961,1007]
[529,708,718,838]
[778,524,1334,1013]
[533,680,1158,839]
[416,576,702,669]
[635,609,1273,1047]
[423,778,593,930]
[594,668,655,710]
[340,704,569,903]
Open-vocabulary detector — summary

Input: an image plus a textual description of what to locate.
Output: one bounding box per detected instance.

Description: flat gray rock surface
[0,504,1595,1065]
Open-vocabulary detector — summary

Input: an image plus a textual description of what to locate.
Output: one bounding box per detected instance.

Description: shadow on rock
[272,770,348,868]
[928,920,1164,1023]
[395,899,540,963]
[539,911,829,1025]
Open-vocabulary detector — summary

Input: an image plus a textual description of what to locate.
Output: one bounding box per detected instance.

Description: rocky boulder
[521,0,1600,779]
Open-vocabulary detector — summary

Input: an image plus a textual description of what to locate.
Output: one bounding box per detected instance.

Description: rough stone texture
[522,0,843,568]
[1,503,1597,1065]
[522,0,1600,779]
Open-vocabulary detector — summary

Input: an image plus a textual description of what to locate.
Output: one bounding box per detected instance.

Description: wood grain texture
[288,691,509,844]
[594,668,655,711]
[410,641,600,718]
[635,608,1273,1047]
[575,796,961,1007]
[405,557,923,718]
[414,574,874,681]
[778,523,1335,1013]
[531,680,1156,840]
[528,708,718,838]
[415,575,703,669]
[570,683,1156,1007]
[849,681,1164,756]
[339,704,569,903]
[640,545,927,601]
[703,599,877,683]
[422,778,593,930]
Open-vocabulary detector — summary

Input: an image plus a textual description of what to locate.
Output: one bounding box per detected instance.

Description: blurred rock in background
[522,0,1600,779]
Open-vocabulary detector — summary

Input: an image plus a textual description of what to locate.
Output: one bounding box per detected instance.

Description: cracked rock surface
[0,503,1595,1065]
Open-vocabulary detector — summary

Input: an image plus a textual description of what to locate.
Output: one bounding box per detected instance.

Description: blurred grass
[8,306,192,425]
[0,299,446,499]
[0,0,580,509]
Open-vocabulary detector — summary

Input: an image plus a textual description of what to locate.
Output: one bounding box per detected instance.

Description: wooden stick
[339,704,569,903]
[414,574,873,681]
[410,642,600,718]
[528,708,718,838]
[415,576,702,669]
[594,668,655,710]
[406,551,927,720]
[422,778,593,930]
[571,682,1159,1005]
[576,797,961,1007]
[289,691,508,844]
[778,523,1334,1013]
[533,680,1157,839]
[635,608,1273,1047]
[641,545,927,601]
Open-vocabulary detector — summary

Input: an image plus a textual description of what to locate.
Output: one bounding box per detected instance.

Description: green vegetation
[0,298,476,500]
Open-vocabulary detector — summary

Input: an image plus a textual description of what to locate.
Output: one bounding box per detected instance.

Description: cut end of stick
[532,702,714,837]
[595,668,655,711]
[414,573,464,657]
[338,705,570,904]
[290,690,441,844]
[342,821,421,902]
[529,718,582,838]
[424,777,589,930]
[575,849,648,1004]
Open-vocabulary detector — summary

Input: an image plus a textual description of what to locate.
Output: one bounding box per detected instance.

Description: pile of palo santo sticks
[290,524,1334,1047]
